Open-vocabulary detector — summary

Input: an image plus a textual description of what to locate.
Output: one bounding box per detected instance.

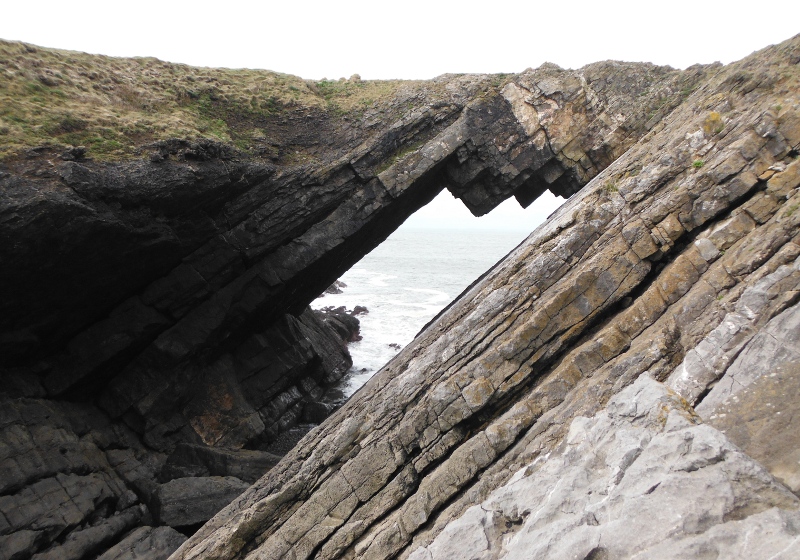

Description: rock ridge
[172,36,800,560]
[1,34,799,559]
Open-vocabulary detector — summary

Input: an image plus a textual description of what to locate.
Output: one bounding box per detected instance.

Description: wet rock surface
[1,34,799,560]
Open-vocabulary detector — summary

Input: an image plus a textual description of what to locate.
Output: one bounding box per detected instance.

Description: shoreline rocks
[173,36,800,560]
[1,34,799,560]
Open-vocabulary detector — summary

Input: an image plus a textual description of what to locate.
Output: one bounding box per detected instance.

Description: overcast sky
[2,1,797,231]
[3,1,796,80]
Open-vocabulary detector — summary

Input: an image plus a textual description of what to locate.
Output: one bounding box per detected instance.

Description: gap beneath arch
[314,188,565,400]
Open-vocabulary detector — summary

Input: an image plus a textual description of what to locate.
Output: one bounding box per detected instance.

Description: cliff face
[172,37,800,560]
[1,35,799,560]
[1,43,707,454]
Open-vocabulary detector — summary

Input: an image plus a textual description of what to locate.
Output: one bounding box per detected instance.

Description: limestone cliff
[1,35,799,560]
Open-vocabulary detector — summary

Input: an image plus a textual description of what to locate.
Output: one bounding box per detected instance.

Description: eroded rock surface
[152,477,250,528]
[2,34,800,560]
[408,376,800,560]
[96,526,186,560]
[173,36,800,560]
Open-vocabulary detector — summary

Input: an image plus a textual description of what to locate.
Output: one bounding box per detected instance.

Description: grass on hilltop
[0,40,418,160]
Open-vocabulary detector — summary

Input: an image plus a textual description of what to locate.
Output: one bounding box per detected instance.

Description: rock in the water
[324,280,347,295]
[315,305,364,343]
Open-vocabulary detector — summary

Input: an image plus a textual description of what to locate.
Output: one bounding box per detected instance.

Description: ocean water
[312,227,531,398]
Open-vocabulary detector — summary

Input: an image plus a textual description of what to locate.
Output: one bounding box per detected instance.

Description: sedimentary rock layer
[174,36,800,559]
[1,35,799,560]
[1,56,705,457]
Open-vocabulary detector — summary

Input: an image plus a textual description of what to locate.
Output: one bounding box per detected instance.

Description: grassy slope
[0,40,424,160]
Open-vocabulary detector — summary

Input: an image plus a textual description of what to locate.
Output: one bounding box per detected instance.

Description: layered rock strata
[1,57,706,457]
[1,35,799,560]
[174,37,800,559]
[409,376,800,560]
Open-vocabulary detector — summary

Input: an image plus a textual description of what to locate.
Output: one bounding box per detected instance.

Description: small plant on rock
[702,111,724,135]
[693,159,705,169]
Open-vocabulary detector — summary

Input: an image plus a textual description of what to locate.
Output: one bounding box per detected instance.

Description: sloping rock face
[1,35,799,560]
[1,59,703,455]
[172,36,800,560]
[409,376,800,560]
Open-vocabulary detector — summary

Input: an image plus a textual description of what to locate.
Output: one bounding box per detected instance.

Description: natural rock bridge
[1,58,705,451]
[1,35,799,560]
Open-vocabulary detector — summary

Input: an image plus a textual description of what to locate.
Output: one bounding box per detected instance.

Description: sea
[312,226,533,399]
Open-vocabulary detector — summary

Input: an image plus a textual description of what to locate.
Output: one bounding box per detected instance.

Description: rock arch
[1,60,708,453]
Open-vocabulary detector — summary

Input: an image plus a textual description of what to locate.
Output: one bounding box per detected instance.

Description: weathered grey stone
[0,472,126,540]
[0,530,43,560]
[30,505,145,560]
[0,398,115,496]
[697,300,800,413]
[151,476,249,528]
[667,260,800,404]
[407,376,800,560]
[160,443,280,483]
[680,301,800,499]
[96,526,187,560]
[634,508,800,559]
[705,362,800,495]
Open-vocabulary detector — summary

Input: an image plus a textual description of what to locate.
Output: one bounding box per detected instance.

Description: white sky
[403,190,564,231]
[2,1,797,230]
[3,1,797,80]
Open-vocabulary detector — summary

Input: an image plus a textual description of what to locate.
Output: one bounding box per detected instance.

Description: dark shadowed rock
[302,401,338,424]
[1,34,800,560]
[150,477,250,528]
[28,506,145,560]
[317,308,361,343]
[96,526,187,560]
[160,444,281,484]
